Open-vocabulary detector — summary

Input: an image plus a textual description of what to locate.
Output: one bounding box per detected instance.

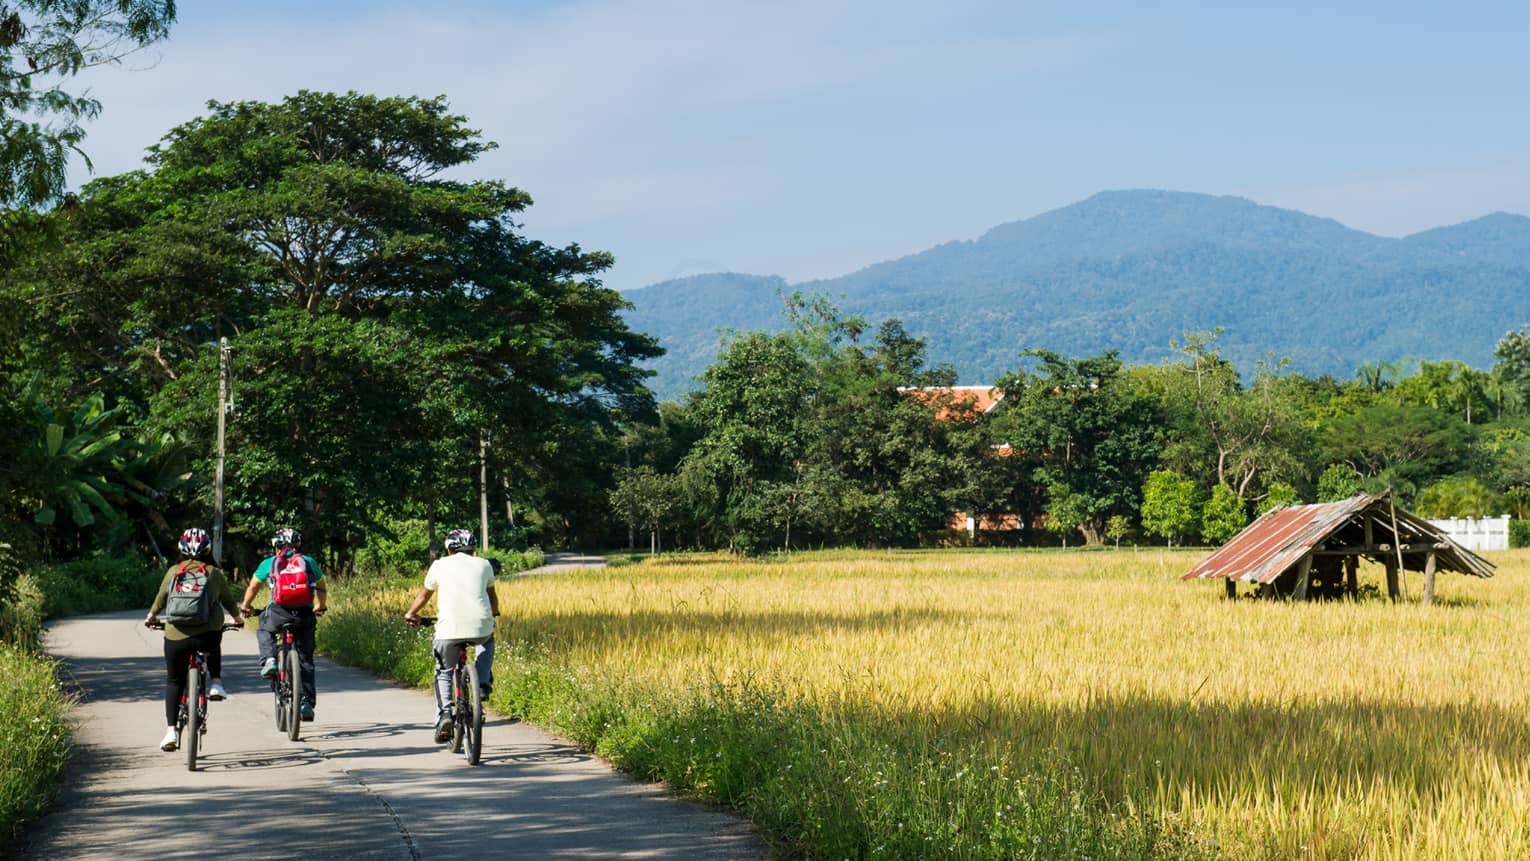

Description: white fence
[1426,515,1511,552]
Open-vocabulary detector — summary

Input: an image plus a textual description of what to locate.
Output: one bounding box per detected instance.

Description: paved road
[519,552,609,575]
[20,611,766,860]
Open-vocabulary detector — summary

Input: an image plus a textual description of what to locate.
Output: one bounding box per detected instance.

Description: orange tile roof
[898,385,1004,421]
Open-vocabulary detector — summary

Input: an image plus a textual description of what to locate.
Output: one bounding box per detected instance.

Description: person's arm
[308,555,328,616]
[215,569,243,625]
[145,568,173,625]
[403,586,433,623]
[240,559,269,615]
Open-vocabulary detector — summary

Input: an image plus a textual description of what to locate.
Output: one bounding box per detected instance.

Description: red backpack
[269,549,313,607]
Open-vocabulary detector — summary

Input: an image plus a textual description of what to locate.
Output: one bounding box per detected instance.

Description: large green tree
[6,92,660,565]
[994,350,1162,545]
[2,0,175,207]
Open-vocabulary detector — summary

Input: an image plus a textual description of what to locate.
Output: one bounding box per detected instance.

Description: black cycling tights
[162,631,223,726]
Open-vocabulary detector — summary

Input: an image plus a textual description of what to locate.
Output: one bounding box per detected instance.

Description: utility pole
[479,429,490,553]
[213,337,230,565]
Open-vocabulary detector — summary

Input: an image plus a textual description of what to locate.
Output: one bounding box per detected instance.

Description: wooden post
[1384,558,1399,600]
[1344,556,1358,597]
[479,430,490,553]
[1422,551,1438,605]
[1292,555,1313,601]
[213,337,229,566]
[1225,579,1237,599]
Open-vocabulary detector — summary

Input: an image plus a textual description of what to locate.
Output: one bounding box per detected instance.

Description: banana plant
[31,387,133,528]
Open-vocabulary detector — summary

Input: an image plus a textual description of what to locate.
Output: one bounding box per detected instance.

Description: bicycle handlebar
[145,621,244,631]
[405,616,436,627]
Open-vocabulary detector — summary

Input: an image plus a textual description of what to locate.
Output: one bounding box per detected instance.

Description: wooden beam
[1422,551,1438,605]
[1292,555,1313,601]
[1384,558,1399,601]
[1225,579,1236,599]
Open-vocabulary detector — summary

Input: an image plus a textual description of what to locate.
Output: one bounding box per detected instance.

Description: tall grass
[0,645,71,842]
[318,548,1530,860]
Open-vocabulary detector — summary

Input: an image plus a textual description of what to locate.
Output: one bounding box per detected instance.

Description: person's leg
[256,607,278,665]
[295,610,317,707]
[201,630,228,698]
[473,635,494,694]
[163,638,191,727]
[432,639,461,717]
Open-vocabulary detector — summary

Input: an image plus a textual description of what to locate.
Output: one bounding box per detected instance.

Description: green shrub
[0,574,44,650]
[0,645,71,842]
[1511,519,1530,549]
[480,546,544,576]
[355,518,432,579]
[37,556,162,618]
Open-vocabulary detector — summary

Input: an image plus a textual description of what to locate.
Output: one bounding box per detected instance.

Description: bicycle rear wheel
[284,647,301,741]
[449,664,465,753]
[464,662,484,765]
[184,667,201,771]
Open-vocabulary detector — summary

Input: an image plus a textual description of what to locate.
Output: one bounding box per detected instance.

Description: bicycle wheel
[449,665,465,754]
[274,675,287,733]
[184,666,202,771]
[464,661,483,765]
[284,647,301,741]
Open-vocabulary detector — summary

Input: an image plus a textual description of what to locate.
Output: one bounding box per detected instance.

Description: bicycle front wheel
[284,647,301,741]
[464,662,484,765]
[184,667,202,771]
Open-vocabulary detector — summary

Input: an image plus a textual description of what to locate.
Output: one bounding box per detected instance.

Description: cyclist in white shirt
[404,528,500,742]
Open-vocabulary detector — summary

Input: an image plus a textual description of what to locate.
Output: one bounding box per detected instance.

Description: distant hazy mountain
[621,190,1530,401]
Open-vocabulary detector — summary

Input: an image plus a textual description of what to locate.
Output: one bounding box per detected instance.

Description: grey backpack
[161,562,212,625]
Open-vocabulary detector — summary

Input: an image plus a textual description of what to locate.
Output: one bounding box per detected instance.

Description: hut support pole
[1385,559,1399,600]
[1292,555,1313,601]
[1422,551,1438,605]
[1344,556,1358,598]
[1225,579,1236,599]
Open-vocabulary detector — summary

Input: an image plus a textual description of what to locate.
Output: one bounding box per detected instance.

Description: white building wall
[1426,515,1510,552]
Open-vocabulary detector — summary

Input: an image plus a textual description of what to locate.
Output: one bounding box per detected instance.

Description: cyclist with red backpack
[240,527,327,722]
[145,527,243,751]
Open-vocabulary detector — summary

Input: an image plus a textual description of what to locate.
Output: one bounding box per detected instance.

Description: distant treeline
[613,293,1530,553]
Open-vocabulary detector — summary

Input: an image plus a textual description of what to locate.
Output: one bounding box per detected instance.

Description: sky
[65,0,1530,293]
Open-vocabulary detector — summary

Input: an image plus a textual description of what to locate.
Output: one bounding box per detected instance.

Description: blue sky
[69,0,1530,292]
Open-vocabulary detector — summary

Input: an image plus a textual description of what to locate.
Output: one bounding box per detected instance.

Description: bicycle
[265,613,306,741]
[408,617,485,765]
[146,621,242,772]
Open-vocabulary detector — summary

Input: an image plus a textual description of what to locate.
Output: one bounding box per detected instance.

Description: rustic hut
[1182,492,1495,603]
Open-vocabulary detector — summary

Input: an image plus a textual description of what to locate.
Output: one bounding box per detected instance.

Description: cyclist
[403,528,499,743]
[240,526,326,721]
[145,527,243,751]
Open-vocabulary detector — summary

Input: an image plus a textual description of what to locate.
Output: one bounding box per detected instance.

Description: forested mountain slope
[623,190,1530,400]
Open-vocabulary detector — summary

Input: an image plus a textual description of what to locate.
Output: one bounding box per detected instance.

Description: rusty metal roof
[1182,492,1496,584]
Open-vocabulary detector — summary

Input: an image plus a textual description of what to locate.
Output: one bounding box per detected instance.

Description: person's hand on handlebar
[144,612,160,628]
[404,611,422,626]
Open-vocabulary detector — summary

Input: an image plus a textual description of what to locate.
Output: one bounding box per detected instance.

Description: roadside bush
[0,644,71,842]
[37,556,162,617]
[0,574,45,650]
[355,518,432,579]
[1511,519,1530,549]
[482,546,544,576]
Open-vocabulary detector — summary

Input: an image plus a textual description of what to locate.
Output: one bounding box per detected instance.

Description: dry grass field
[328,547,1530,859]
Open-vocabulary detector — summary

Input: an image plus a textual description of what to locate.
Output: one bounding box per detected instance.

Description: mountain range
[619,190,1530,401]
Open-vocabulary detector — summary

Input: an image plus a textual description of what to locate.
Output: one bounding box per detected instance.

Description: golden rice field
[330,548,1530,859]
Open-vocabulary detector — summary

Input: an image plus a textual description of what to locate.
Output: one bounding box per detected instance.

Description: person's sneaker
[208,681,228,701]
[159,728,179,751]
[259,658,278,679]
[300,701,315,722]
[479,684,492,700]
[433,714,453,743]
